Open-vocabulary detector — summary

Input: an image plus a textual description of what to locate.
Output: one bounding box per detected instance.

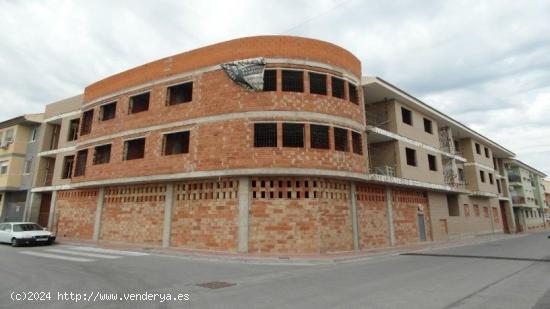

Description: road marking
[46,248,122,259]
[19,251,94,262]
[62,246,150,256]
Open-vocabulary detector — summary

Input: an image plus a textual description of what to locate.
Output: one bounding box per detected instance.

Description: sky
[0,0,549,176]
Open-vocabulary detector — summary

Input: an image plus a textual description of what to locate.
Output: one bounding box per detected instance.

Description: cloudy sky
[1,0,549,175]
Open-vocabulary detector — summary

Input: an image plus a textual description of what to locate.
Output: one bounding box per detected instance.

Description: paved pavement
[1,232,549,308]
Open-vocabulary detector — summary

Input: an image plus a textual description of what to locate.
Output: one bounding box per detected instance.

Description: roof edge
[362,76,515,157]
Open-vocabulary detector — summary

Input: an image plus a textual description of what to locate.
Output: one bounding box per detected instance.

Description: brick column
[350,181,359,250]
[47,191,57,230]
[92,188,105,242]
[238,177,250,253]
[162,183,174,248]
[385,187,396,246]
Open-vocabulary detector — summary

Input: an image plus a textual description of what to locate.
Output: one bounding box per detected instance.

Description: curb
[54,232,542,266]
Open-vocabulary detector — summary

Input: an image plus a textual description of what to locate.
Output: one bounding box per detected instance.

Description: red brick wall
[249,198,320,254]
[73,119,367,183]
[248,177,353,254]
[55,189,98,240]
[170,179,239,251]
[99,184,165,245]
[356,184,389,249]
[392,189,431,246]
[81,69,364,142]
[84,36,361,101]
[72,44,365,186]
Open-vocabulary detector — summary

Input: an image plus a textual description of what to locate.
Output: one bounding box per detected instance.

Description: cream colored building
[24,95,82,227]
[362,77,516,239]
[0,114,44,223]
[504,159,547,231]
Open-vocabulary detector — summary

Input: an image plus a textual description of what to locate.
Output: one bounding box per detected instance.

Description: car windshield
[12,224,43,232]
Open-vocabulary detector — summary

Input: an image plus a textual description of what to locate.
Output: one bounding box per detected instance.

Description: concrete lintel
[350,181,359,251]
[37,146,76,157]
[463,162,499,173]
[31,184,72,193]
[61,168,466,196]
[47,191,57,230]
[162,183,174,248]
[43,110,81,124]
[385,187,396,247]
[77,111,365,148]
[238,177,250,253]
[92,188,105,242]
[366,125,467,163]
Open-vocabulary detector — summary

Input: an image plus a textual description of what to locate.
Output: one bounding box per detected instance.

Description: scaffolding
[438,126,455,154]
[367,142,396,177]
[371,165,396,177]
[442,157,461,188]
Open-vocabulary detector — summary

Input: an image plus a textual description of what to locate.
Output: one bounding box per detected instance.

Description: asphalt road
[1,232,550,309]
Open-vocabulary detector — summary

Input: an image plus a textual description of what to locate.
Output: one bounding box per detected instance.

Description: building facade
[0,114,44,223]
[18,35,545,255]
[363,77,515,239]
[544,179,550,221]
[28,95,82,227]
[504,159,547,232]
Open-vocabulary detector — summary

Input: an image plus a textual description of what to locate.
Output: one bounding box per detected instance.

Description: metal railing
[512,196,526,204]
[370,166,396,177]
[508,175,521,183]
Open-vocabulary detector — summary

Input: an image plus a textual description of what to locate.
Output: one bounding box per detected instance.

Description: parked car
[0,222,56,247]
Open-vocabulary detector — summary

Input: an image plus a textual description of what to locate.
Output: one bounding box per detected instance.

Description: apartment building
[544,179,550,204]
[504,159,547,231]
[0,114,43,223]
[363,77,515,239]
[27,95,82,227]
[8,35,545,255]
[544,179,550,219]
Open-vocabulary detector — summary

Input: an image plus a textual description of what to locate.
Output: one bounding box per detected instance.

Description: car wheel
[11,238,18,247]
[47,240,54,245]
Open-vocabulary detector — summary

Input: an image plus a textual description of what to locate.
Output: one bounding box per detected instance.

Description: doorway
[418,213,426,241]
[38,193,52,227]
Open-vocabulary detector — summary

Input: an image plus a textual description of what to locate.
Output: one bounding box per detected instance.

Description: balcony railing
[508,175,521,183]
[512,196,526,204]
[370,166,396,177]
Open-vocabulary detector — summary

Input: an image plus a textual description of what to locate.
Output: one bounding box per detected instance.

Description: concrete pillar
[92,188,105,242]
[350,182,359,251]
[0,192,7,222]
[505,201,517,233]
[238,177,250,253]
[47,191,57,230]
[162,183,174,248]
[25,192,42,223]
[503,201,516,233]
[22,191,31,221]
[385,187,396,246]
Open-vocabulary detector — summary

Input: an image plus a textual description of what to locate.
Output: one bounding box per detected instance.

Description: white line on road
[46,248,122,259]
[19,251,94,262]
[62,246,150,256]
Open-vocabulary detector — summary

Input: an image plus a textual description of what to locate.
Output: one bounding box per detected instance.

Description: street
[1,232,550,309]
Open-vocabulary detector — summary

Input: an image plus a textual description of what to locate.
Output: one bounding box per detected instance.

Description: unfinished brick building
[28,36,521,255]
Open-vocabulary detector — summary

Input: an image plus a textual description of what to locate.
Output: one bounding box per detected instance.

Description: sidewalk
[56,232,535,265]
